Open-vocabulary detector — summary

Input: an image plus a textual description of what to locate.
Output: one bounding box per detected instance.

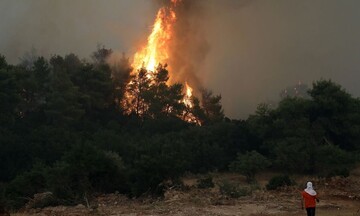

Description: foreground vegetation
[0,49,359,210]
[11,171,360,216]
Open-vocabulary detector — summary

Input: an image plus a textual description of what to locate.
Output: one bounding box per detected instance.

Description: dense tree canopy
[0,50,359,210]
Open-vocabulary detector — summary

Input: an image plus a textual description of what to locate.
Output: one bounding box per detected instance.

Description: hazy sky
[1,0,360,119]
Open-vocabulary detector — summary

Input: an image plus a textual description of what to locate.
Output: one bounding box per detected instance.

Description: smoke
[151,0,254,105]
[166,0,209,92]
[152,0,252,95]
[0,0,154,64]
[201,0,360,118]
[1,0,360,119]
[155,0,360,118]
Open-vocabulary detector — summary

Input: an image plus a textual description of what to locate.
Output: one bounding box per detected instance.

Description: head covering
[304,181,317,196]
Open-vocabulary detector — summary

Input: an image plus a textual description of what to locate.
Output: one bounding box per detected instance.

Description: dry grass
[9,168,360,216]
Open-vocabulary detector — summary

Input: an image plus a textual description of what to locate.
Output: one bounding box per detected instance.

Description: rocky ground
[10,170,360,216]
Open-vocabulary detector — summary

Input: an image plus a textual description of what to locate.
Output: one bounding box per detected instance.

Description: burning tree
[124,64,185,119]
[122,0,207,124]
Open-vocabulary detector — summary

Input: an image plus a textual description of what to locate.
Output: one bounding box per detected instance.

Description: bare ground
[11,169,360,216]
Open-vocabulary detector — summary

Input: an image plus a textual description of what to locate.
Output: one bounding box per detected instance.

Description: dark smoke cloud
[156,0,252,95]
[166,0,209,91]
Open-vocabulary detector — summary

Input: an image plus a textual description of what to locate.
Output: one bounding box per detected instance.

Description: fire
[132,2,178,73]
[183,82,193,108]
[125,0,199,123]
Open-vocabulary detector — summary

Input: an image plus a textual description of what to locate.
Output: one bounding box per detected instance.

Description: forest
[0,48,359,210]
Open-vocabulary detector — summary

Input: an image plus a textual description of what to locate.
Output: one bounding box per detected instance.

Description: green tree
[314,144,355,177]
[45,56,84,126]
[230,151,270,182]
[144,65,185,118]
[75,66,112,118]
[46,144,129,201]
[0,55,7,69]
[125,68,151,116]
[181,126,228,172]
[0,130,29,182]
[4,164,47,209]
[109,53,132,110]
[200,89,224,124]
[0,67,19,126]
[124,65,186,120]
[309,79,360,150]
[14,57,50,119]
[270,137,313,173]
[247,103,274,140]
[129,135,188,196]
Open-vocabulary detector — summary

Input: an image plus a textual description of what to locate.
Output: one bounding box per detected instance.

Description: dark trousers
[306,207,316,216]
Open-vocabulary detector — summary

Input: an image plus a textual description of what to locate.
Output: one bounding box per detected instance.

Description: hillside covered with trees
[0,49,359,210]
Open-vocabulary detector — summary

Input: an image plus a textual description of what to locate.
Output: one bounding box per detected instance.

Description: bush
[197,175,215,189]
[26,192,57,209]
[229,151,270,182]
[128,136,188,197]
[315,144,355,177]
[325,168,350,178]
[46,144,129,202]
[218,180,251,198]
[266,175,294,190]
[4,164,47,209]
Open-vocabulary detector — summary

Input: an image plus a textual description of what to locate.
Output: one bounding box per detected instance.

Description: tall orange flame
[183,82,193,108]
[128,0,197,122]
[131,0,193,99]
[132,3,177,73]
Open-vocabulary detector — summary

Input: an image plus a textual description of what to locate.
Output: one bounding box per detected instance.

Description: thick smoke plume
[150,0,250,95]
[1,0,360,118]
[166,0,209,92]
[151,0,253,98]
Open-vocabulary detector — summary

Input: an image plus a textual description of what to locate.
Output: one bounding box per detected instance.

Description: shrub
[4,164,47,209]
[26,192,57,209]
[315,144,355,177]
[46,144,129,202]
[229,151,270,182]
[218,180,251,198]
[197,175,215,189]
[266,175,294,190]
[128,136,188,197]
[325,168,350,178]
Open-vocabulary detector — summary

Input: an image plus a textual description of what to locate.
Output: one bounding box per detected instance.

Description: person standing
[301,182,320,216]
